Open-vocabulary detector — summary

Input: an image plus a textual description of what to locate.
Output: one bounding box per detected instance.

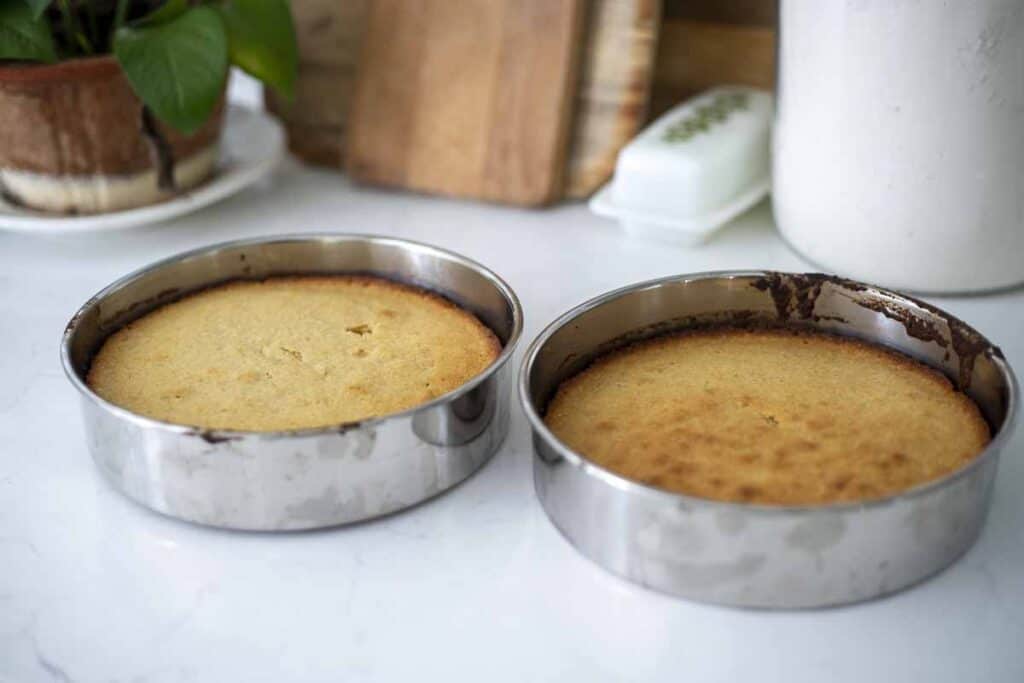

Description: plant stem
[56,0,76,55]
[140,106,177,192]
[113,0,130,38]
[86,1,99,49]
[57,0,93,55]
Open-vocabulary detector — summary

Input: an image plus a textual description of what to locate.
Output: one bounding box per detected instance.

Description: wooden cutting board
[345,0,585,206]
[565,0,661,198]
[264,0,368,167]
[651,0,776,117]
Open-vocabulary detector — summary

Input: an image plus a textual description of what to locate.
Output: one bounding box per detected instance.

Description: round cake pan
[519,271,1017,608]
[62,234,523,531]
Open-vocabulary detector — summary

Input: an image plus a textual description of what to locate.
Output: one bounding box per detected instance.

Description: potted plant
[0,0,296,213]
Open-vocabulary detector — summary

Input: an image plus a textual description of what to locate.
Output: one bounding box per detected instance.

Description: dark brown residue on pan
[336,420,365,436]
[750,272,999,391]
[855,299,947,348]
[64,300,93,337]
[751,272,865,322]
[912,297,1000,390]
[190,429,241,445]
[185,419,366,442]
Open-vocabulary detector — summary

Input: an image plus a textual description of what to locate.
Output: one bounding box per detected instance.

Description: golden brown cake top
[544,327,990,505]
[87,276,501,431]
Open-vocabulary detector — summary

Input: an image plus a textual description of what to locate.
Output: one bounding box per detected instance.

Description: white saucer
[0,105,284,234]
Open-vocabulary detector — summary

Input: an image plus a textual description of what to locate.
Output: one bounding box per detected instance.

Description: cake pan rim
[518,268,1018,516]
[61,232,524,439]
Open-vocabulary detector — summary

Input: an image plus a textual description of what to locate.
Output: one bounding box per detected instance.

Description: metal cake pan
[62,234,523,531]
[519,271,1017,608]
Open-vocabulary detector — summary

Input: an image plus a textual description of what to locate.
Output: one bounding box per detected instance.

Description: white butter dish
[589,86,773,244]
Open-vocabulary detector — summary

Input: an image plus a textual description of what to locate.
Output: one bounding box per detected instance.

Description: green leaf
[0,1,57,62]
[113,6,228,135]
[23,0,49,20]
[137,0,187,26]
[217,0,297,99]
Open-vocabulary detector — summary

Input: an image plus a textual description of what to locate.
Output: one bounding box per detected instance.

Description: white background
[1,77,1022,683]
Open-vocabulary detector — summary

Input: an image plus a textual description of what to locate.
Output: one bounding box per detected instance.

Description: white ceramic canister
[773,0,1024,293]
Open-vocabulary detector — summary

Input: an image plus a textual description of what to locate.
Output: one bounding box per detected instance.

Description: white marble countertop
[2,87,1024,683]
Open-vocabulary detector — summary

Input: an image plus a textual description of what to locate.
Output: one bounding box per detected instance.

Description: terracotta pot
[0,55,225,214]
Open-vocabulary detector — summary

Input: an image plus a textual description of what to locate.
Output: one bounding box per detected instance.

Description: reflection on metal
[519,270,1017,608]
[62,234,523,531]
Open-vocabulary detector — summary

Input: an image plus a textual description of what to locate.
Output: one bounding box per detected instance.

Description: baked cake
[544,327,990,505]
[87,276,501,431]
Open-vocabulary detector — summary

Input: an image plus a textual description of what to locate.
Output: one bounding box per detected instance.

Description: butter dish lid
[589,86,773,245]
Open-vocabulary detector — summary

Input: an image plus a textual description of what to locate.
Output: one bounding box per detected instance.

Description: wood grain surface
[264,0,368,167]
[345,0,585,206]
[662,0,776,25]
[565,0,661,198]
[652,0,775,117]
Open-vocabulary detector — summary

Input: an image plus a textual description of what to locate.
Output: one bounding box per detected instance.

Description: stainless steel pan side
[61,234,523,531]
[519,271,1016,608]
